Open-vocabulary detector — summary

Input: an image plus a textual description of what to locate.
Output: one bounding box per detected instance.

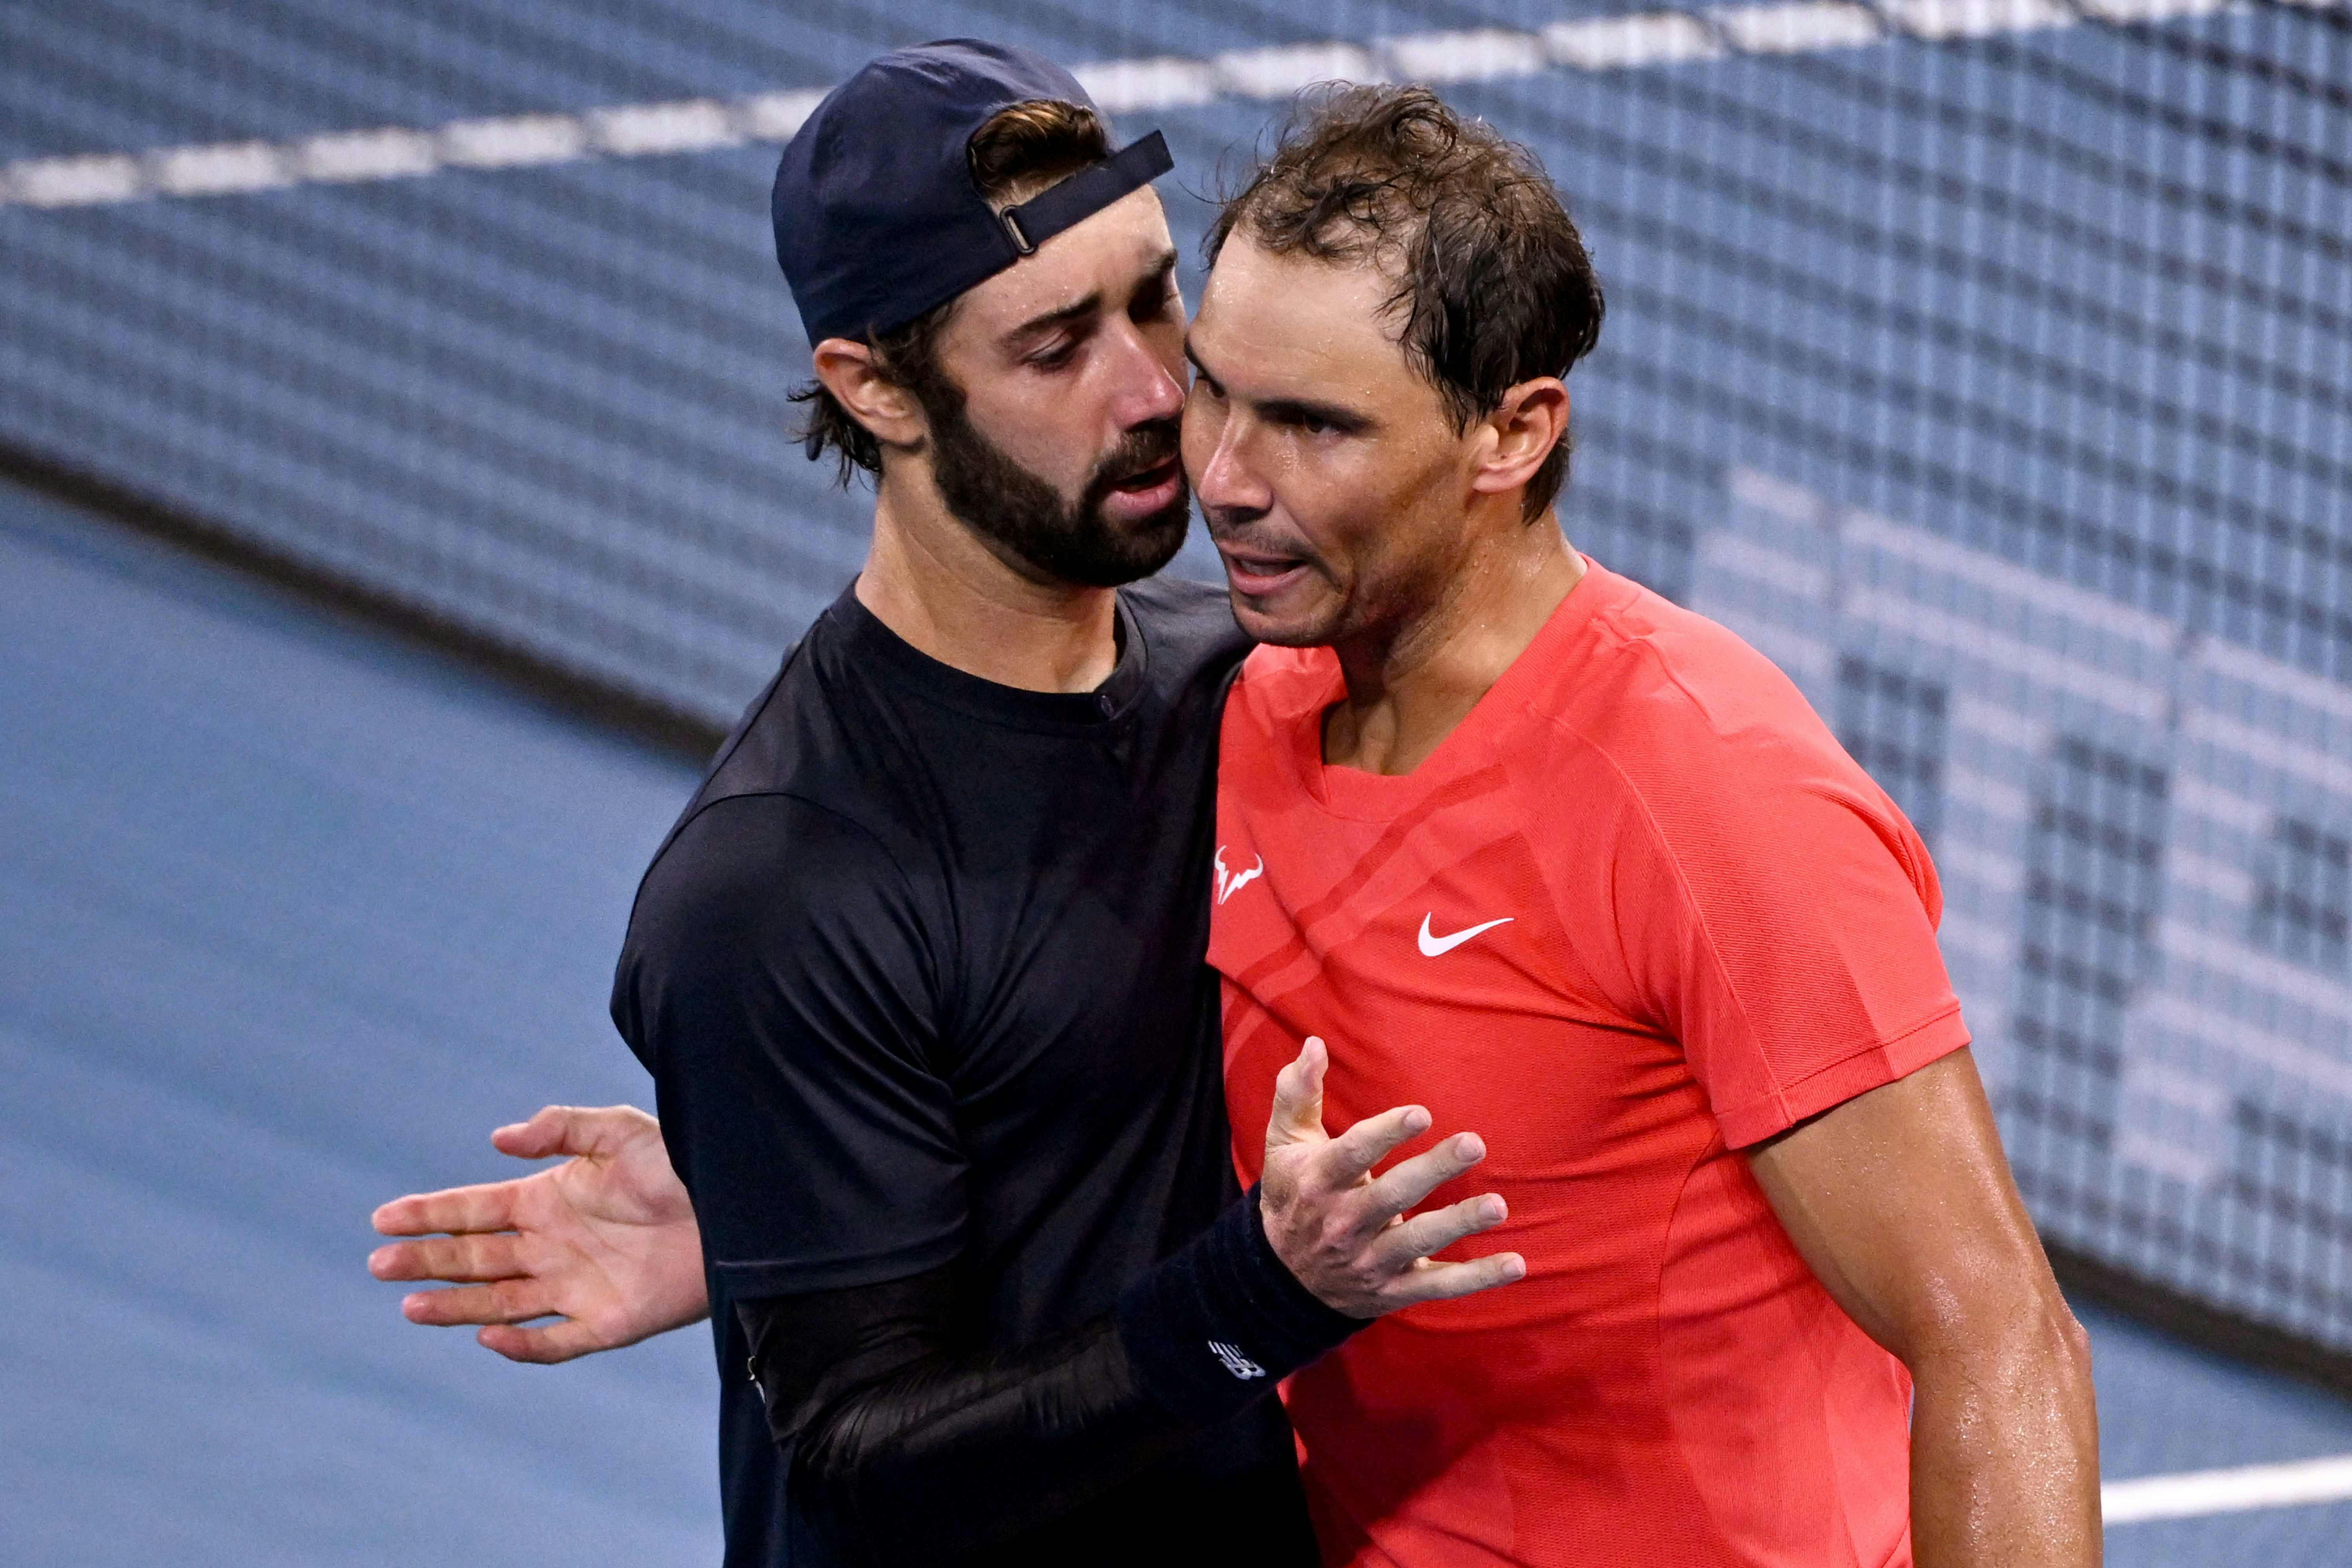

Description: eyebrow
[1185,338,1372,433]
[1007,291,1101,344]
[1005,248,1181,345]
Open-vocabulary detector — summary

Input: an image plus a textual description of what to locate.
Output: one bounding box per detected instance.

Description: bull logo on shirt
[1213,846,1264,905]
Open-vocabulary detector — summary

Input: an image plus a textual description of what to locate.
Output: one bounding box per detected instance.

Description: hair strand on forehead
[1207,84,1606,521]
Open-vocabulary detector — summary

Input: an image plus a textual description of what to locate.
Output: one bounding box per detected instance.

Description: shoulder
[1523,572,1858,800]
[1514,570,1929,887]
[1123,574,1252,677]
[613,790,936,1058]
[632,793,912,953]
[699,610,862,802]
[672,608,924,871]
[612,794,902,1053]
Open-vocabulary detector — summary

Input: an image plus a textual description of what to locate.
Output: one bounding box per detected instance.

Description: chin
[1102,509,1192,585]
[1027,500,1190,588]
[1227,594,1337,649]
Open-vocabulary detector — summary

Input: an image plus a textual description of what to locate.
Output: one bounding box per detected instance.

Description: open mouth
[1109,456,1180,494]
[1100,456,1183,516]
[1216,543,1312,597]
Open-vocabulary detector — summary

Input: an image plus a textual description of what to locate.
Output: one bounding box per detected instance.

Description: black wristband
[1114,1185,1365,1426]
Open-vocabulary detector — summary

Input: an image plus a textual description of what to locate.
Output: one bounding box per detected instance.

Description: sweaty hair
[790,100,1112,484]
[1206,85,1605,521]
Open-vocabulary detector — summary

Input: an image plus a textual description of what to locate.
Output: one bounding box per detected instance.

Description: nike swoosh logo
[1417,914,1514,957]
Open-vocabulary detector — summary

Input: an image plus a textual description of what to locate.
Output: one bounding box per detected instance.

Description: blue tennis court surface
[0,480,713,1566]
[4,479,2347,1564]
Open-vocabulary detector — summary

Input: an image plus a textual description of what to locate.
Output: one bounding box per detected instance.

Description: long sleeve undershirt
[737,1187,1359,1565]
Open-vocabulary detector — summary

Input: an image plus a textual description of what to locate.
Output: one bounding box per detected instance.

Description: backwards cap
[772,39,1174,345]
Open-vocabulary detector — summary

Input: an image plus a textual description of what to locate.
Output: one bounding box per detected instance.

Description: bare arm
[369,1105,709,1362]
[1744,1049,2100,1567]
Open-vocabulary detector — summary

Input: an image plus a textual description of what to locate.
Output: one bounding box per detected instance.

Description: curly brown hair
[1207,84,1605,521]
[788,100,1112,485]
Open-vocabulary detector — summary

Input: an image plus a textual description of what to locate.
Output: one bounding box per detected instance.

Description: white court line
[4,1,2331,208]
[2104,1452,2352,1525]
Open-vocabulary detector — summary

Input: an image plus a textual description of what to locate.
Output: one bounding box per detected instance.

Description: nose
[1107,321,1185,430]
[1187,397,1272,524]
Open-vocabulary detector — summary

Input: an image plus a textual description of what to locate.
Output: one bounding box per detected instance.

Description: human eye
[1134,272,1181,322]
[1025,338,1079,372]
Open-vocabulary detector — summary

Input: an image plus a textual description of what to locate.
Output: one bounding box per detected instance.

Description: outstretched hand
[369,1105,709,1364]
[1260,1036,1524,1319]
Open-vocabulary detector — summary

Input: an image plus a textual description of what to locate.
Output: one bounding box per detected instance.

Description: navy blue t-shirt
[610,578,1303,1564]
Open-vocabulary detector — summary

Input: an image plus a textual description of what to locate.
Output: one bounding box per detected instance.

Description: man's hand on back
[1260,1035,1524,1318]
[368,1105,709,1363]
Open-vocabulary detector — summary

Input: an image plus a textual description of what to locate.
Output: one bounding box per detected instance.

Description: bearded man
[374,42,1516,1568]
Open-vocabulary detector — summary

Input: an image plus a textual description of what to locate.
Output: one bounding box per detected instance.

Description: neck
[855,459,1120,695]
[1324,505,1584,776]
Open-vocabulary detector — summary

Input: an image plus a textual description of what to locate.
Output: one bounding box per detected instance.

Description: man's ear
[812,338,928,450]
[1469,378,1569,500]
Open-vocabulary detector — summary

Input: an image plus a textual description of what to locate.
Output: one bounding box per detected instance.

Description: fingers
[1377,1250,1528,1310]
[396,1286,613,1364]
[1360,1132,1489,1225]
[1368,1192,1510,1274]
[374,1107,633,1236]
[368,1232,528,1285]
[476,1319,612,1366]
[396,1277,555,1330]
[489,1106,581,1160]
[1318,1103,1436,1190]
[1265,1036,1330,1149]
[490,1104,651,1161]
[371,1177,524,1238]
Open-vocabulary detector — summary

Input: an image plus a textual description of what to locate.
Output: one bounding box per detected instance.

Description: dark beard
[918,383,1191,589]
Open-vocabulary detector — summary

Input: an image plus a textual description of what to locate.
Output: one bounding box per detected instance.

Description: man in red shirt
[1183,87,2099,1566]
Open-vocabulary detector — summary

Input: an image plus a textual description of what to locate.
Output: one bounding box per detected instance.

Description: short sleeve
[1606,726,1970,1149]
[611,793,965,1296]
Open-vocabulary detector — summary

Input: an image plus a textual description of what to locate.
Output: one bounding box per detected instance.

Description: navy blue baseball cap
[773,39,1174,346]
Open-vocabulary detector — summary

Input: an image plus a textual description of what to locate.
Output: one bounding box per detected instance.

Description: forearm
[749,1189,1357,1563]
[1907,1307,2101,1567]
[780,1310,1191,1560]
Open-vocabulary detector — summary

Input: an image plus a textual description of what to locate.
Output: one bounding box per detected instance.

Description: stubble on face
[1187,239,1473,649]
[916,367,1191,591]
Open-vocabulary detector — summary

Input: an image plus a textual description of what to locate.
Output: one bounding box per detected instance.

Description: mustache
[1082,418,1183,502]
[1205,519,1314,564]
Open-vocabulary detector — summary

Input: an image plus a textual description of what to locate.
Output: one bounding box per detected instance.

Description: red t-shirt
[1210,559,1968,1568]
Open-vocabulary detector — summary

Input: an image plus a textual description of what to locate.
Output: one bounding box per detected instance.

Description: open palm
[369,1104,709,1364]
